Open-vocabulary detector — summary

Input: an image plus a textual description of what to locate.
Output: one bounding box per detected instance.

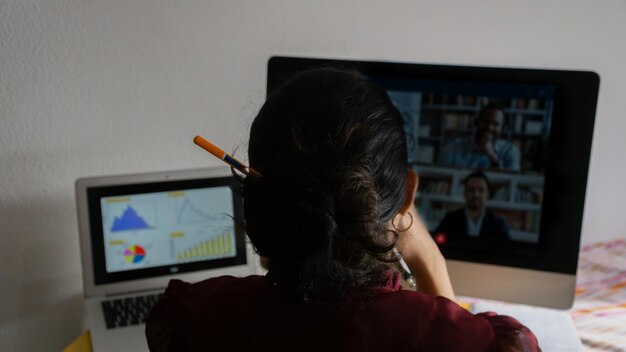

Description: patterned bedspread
[571,239,626,351]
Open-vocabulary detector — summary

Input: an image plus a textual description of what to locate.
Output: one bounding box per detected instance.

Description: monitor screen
[380,78,555,256]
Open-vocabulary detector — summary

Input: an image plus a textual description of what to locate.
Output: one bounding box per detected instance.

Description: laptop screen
[85,175,247,285]
[101,185,236,273]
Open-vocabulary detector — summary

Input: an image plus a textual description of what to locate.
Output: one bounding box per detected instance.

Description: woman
[146,68,539,351]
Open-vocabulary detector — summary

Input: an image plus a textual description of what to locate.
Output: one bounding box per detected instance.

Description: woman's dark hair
[243,68,409,301]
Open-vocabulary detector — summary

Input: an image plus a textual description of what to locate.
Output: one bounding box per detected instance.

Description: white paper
[471,300,582,351]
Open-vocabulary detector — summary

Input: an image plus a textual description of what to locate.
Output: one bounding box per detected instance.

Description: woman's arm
[395,204,455,301]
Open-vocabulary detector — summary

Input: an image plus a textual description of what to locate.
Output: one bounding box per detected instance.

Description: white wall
[1,0,625,350]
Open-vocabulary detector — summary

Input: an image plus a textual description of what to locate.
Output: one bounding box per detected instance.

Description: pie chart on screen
[124,245,146,264]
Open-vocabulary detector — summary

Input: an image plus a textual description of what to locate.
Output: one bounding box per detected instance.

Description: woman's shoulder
[149,275,271,321]
[182,274,270,288]
[428,294,539,351]
[372,290,539,351]
[162,275,271,300]
[146,275,272,351]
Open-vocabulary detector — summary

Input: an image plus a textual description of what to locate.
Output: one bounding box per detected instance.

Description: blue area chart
[111,206,151,232]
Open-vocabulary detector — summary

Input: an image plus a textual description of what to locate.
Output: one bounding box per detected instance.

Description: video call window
[379,78,554,255]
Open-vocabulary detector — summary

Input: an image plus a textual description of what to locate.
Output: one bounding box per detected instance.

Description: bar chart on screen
[170,230,235,263]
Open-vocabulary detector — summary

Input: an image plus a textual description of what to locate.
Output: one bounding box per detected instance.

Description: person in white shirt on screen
[438,104,521,171]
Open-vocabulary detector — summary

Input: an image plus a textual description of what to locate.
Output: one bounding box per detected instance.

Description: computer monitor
[267,56,599,308]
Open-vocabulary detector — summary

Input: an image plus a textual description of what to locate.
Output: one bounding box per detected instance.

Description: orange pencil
[193,135,262,177]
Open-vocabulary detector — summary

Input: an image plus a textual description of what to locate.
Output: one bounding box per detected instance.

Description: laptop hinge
[103,287,164,298]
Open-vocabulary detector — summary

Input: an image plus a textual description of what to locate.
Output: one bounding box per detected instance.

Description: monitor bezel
[267,56,599,276]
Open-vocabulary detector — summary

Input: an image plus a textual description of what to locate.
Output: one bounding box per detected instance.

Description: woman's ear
[398,168,418,215]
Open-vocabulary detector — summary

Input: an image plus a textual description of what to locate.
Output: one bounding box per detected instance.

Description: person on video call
[436,171,510,241]
[146,68,538,351]
[438,104,521,171]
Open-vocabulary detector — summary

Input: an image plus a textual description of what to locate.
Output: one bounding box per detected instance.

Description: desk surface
[571,239,626,351]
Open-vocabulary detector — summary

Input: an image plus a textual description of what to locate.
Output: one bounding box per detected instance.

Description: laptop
[75,167,257,351]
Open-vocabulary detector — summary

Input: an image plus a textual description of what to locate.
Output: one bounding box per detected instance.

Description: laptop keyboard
[102,293,163,329]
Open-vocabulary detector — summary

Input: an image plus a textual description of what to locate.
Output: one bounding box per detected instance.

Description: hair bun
[242,68,409,300]
[243,157,337,262]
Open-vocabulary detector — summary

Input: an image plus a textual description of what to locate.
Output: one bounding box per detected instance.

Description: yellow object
[106,197,131,203]
[175,233,235,259]
[458,302,473,311]
[62,330,93,352]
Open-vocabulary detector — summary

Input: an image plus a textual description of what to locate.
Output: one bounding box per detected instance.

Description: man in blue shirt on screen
[438,104,521,171]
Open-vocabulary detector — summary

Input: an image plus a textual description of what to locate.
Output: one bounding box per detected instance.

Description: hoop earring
[392,212,413,232]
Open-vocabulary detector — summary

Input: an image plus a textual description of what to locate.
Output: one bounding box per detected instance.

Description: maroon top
[146,274,540,351]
